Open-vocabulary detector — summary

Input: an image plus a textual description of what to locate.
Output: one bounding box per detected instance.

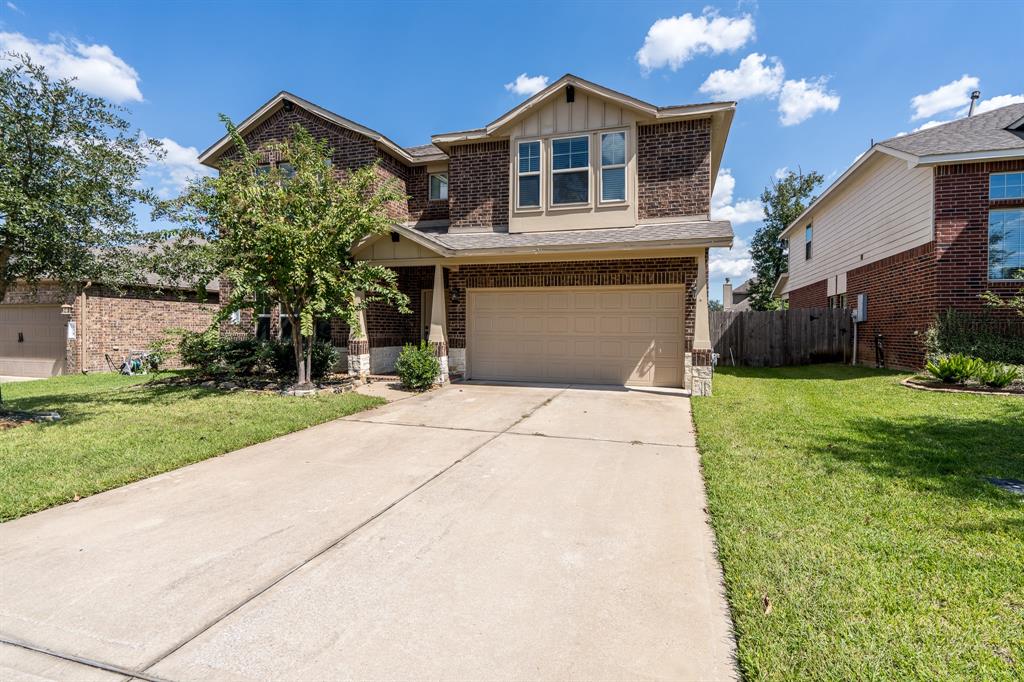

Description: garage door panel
[0,305,66,377]
[469,286,684,388]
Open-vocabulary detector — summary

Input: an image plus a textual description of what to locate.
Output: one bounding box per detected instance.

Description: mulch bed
[0,409,62,430]
[902,377,1024,396]
[152,373,358,395]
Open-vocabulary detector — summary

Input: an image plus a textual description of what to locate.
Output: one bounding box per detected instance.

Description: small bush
[972,361,1020,389]
[924,309,1024,365]
[221,337,267,376]
[177,328,223,376]
[925,353,982,384]
[395,341,440,390]
[267,339,338,381]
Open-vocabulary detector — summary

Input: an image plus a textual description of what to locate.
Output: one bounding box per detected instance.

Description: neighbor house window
[255,306,272,340]
[600,131,626,202]
[551,135,589,205]
[988,208,1024,280]
[429,172,448,201]
[517,141,541,208]
[990,171,1023,200]
[805,225,813,260]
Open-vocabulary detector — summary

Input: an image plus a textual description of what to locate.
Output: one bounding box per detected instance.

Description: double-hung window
[517,141,541,208]
[988,173,1024,280]
[551,135,589,205]
[429,172,448,201]
[805,225,813,260]
[600,131,626,202]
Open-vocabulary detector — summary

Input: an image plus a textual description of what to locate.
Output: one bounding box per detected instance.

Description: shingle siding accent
[637,118,711,220]
[448,141,509,230]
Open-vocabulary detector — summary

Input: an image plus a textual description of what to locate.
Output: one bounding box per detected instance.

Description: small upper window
[256,163,272,176]
[600,132,626,203]
[429,172,448,201]
[277,162,296,179]
[805,225,813,260]
[551,136,589,205]
[990,172,1024,200]
[517,141,541,208]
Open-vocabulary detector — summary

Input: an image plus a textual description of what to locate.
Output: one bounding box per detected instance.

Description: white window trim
[515,140,543,211]
[549,134,591,209]
[805,224,813,260]
[598,129,628,205]
[428,172,448,201]
[989,171,1024,201]
[988,206,1024,282]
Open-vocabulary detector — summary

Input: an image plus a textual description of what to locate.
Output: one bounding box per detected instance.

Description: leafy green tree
[748,168,823,311]
[154,120,410,387]
[708,299,724,312]
[0,53,159,301]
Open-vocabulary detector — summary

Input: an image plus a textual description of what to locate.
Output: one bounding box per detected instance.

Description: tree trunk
[291,322,308,387]
[0,246,11,303]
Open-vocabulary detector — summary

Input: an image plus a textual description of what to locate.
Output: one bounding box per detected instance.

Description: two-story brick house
[199,75,736,394]
[778,103,1024,369]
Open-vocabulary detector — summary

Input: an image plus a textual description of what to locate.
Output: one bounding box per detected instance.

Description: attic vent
[282,99,294,112]
[566,85,575,103]
[390,232,400,243]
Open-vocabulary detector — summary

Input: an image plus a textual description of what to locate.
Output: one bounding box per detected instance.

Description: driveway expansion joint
[0,634,172,682]
[137,386,569,676]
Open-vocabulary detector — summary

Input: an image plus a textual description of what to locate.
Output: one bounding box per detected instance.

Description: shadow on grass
[815,407,1024,505]
[713,363,903,382]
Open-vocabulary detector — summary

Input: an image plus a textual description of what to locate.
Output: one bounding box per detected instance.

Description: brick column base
[430,340,449,385]
[347,338,370,381]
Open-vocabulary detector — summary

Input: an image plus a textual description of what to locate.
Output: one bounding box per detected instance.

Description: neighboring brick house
[0,280,219,377]
[199,74,736,394]
[779,103,1024,369]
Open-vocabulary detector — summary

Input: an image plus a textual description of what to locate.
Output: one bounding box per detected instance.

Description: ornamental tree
[0,53,159,301]
[153,119,410,387]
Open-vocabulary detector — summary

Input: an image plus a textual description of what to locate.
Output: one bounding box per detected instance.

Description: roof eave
[447,235,733,257]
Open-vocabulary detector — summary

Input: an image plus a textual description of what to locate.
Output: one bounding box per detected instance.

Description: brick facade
[406,165,450,223]
[447,140,510,230]
[787,279,828,310]
[637,119,711,220]
[2,282,218,374]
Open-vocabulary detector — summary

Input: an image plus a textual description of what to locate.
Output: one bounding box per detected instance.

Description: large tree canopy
[748,168,823,311]
[0,53,159,301]
[154,119,410,387]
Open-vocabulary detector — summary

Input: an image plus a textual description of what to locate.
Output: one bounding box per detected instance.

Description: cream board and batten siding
[786,152,933,293]
[504,91,638,233]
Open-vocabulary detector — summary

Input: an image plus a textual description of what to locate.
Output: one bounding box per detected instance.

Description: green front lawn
[692,365,1023,681]
[0,373,383,521]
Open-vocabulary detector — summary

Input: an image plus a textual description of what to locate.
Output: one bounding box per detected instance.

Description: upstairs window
[990,171,1023,200]
[600,131,626,202]
[517,141,541,208]
[805,225,813,260]
[551,135,589,205]
[989,208,1024,280]
[277,162,296,180]
[429,172,448,201]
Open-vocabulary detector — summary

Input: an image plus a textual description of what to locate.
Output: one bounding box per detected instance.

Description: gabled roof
[198,91,447,167]
[431,73,735,143]
[877,102,1024,162]
[782,102,1024,239]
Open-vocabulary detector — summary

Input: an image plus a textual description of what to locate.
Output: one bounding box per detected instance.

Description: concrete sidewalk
[0,383,736,681]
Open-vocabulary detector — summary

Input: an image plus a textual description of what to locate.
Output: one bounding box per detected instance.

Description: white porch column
[347,290,370,382]
[691,249,714,396]
[428,264,450,384]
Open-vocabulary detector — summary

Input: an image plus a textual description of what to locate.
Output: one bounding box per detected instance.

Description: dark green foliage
[971,361,1020,388]
[176,329,223,376]
[220,337,267,377]
[267,340,337,381]
[395,341,440,390]
[924,309,1024,364]
[925,354,982,383]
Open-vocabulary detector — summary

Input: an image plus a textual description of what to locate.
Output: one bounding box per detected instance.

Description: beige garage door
[468,286,684,387]
[0,305,67,377]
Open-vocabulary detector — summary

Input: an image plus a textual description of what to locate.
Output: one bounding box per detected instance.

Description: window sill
[547,202,592,211]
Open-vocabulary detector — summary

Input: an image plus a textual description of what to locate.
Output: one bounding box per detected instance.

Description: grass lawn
[692,365,1023,681]
[0,372,383,521]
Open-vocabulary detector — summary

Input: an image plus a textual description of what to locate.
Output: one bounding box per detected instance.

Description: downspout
[80,281,92,373]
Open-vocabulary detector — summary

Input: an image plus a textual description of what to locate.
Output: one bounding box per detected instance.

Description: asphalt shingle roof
[410,220,733,253]
[878,103,1024,158]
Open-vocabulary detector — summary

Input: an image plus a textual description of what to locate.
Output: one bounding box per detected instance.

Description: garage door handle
[18,332,24,343]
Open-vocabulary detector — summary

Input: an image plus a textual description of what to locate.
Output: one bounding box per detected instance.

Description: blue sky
[3,0,1021,302]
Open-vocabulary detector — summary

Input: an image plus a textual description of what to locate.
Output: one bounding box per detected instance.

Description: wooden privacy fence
[710,307,853,367]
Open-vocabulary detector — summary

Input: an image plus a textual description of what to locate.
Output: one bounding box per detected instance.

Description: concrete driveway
[0,383,736,681]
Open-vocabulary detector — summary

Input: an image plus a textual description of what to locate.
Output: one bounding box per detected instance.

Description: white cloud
[710,236,753,279]
[636,9,754,72]
[773,166,789,180]
[910,75,978,120]
[711,168,763,225]
[504,73,549,97]
[699,53,784,100]
[778,77,840,126]
[140,134,214,199]
[972,93,1024,115]
[6,2,24,14]
[912,119,949,132]
[0,32,142,103]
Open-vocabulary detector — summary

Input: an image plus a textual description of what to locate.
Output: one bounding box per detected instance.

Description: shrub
[925,353,982,384]
[395,341,440,390]
[221,337,267,376]
[177,328,223,376]
[972,361,1020,389]
[924,309,1024,365]
[267,339,338,381]
[145,336,174,373]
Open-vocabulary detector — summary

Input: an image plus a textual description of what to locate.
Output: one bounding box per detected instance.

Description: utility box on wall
[853,293,868,323]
